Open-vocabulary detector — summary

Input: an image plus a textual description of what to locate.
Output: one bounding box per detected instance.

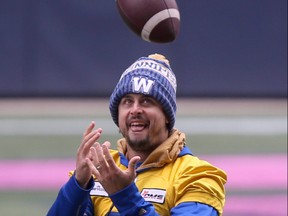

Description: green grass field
[0,134,286,159]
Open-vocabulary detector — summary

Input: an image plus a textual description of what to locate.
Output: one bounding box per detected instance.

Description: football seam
[141,8,180,42]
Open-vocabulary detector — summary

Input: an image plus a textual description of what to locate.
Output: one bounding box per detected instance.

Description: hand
[75,121,102,188]
[87,142,141,195]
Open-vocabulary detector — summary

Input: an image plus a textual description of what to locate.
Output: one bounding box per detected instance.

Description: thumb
[128,156,141,173]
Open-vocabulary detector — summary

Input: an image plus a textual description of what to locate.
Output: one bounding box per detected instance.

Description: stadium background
[0,0,287,215]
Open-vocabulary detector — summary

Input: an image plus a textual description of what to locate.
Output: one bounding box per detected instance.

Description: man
[47,54,227,216]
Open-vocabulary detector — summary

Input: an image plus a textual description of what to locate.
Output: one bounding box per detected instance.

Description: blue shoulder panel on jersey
[178,145,193,157]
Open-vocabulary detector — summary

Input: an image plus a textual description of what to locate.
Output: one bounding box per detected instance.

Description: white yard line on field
[0,116,286,135]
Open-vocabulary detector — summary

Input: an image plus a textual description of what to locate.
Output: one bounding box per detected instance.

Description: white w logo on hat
[132,77,154,94]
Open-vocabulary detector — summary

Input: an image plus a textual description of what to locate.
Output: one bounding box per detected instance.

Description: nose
[130,102,143,116]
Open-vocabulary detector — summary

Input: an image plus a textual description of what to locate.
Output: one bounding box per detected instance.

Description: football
[116,0,180,43]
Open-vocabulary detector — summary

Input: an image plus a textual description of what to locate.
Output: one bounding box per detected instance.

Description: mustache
[127,114,148,124]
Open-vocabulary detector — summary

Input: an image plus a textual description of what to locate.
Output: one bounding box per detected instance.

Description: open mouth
[129,122,148,132]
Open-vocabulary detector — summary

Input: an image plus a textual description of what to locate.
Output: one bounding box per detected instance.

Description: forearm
[171,202,219,216]
[109,183,219,216]
[109,183,159,216]
[47,174,94,216]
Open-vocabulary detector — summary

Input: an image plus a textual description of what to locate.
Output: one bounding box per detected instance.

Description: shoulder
[177,146,227,179]
[109,148,120,156]
[177,146,207,166]
[109,149,122,162]
[108,149,127,168]
[174,147,227,215]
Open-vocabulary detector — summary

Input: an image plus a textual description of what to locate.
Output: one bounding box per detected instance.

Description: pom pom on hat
[148,53,170,65]
[109,53,177,131]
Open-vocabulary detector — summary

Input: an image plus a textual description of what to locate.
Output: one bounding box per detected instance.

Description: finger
[78,130,102,156]
[82,121,103,146]
[95,143,107,167]
[83,121,95,138]
[128,156,141,173]
[104,141,111,149]
[81,131,100,151]
[102,142,116,169]
[90,146,100,166]
[85,157,99,177]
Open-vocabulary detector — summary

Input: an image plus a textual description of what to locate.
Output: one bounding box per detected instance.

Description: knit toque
[109,53,177,131]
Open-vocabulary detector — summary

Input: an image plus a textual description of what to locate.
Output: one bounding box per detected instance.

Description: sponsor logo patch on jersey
[90,181,108,196]
[141,188,166,204]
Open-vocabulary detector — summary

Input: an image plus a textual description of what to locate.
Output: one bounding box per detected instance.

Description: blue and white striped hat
[109,54,177,131]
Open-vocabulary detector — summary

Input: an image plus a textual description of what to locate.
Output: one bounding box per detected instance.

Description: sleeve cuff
[64,174,94,203]
[109,183,154,215]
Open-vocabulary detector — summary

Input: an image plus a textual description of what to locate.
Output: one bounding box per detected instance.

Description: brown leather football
[116,0,180,43]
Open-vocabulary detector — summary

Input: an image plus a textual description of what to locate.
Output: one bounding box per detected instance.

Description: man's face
[118,94,169,152]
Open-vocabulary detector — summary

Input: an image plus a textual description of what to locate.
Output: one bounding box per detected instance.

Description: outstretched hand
[75,121,140,194]
[87,142,141,195]
[75,121,103,188]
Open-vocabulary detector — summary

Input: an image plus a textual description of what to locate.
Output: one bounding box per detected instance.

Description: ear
[165,117,169,124]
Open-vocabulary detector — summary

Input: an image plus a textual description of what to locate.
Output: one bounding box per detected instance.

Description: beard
[119,128,154,152]
[126,135,151,152]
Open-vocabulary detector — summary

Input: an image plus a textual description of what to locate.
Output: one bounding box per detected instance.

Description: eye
[121,97,133,106]
[142,97,154,105]
[143,98,150,104]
